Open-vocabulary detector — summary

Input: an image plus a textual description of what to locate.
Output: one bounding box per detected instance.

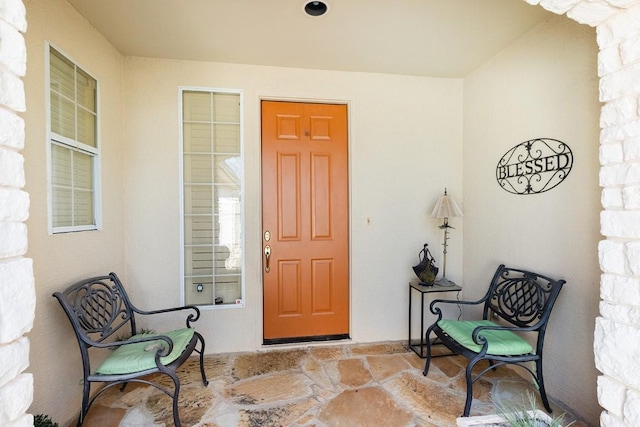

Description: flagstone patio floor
[82,341,591,427]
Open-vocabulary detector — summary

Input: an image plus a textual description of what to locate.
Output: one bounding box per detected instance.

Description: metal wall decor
[412,243,439,286]
[496,138,573,195]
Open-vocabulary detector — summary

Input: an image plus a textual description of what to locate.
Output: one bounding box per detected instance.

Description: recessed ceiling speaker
[304,1,328,17]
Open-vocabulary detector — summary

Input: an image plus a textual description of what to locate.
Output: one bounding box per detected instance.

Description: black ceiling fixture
[304,1,328,17]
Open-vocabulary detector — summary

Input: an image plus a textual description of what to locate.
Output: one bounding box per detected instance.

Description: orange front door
[261,101,349,343]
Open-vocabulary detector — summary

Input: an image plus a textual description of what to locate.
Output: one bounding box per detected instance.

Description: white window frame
[45,43,102,234]
[179,87,245,309]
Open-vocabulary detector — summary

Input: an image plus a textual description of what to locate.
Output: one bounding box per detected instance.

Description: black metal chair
[53,273,209,427]
[422,264,565,417]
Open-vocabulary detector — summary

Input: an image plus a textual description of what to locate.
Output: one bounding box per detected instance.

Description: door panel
[262,100,349,342]
[278,152,301,240]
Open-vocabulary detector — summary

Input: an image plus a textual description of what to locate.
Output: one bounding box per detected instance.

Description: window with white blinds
[48,46,99,233]
[181,89,243,307]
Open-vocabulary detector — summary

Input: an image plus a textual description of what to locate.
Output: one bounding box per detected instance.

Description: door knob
[264,245,271,273]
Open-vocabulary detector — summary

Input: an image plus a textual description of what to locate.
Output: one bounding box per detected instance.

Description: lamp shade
[431,192,463,219]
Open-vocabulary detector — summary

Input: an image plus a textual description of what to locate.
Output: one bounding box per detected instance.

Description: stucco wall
[463,14,601,424]
[21,0,126,422]
[122,57,464,353]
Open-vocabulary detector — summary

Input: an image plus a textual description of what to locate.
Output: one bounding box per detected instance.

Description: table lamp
[431,188,463,286]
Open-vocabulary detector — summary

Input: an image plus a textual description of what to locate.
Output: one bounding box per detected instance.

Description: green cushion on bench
[95,328,194,375]
[438,320,533,355]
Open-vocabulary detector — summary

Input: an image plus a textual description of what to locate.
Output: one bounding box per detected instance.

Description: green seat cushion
[96,328,195,375]
[438,320,533,355]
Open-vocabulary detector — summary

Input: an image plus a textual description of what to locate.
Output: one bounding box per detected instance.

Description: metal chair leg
[169,372,182,427]
[197,333,209,386]
[422,325,436,376]
[536,359,553,413]
[77,380,91,427]
[462,361,476,417]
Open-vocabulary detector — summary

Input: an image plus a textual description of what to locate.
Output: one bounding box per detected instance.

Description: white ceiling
[66,0,553,78]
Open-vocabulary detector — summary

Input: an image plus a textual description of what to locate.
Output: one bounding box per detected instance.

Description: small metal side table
[408,281,462,358]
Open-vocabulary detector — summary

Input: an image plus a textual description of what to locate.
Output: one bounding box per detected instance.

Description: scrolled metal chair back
[57,275,133,344]
[487,267,562,327]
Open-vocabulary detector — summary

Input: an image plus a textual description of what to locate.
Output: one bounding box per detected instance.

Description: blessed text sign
[496,138,573,195]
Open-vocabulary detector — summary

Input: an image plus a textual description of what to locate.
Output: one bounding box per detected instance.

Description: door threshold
[263,334,350,346]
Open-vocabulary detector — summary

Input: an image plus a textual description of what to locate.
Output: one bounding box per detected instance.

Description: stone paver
[337,358,372,387]
[318,387,414,426]
[224,372,313,405]
[367,354,412,381]
[232,349,307,380]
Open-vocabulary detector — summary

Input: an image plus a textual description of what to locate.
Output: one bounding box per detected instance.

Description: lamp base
[435,277,456,287]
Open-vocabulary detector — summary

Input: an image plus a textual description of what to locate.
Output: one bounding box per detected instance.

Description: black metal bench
[422,264,565,417]
[53,272,208,427]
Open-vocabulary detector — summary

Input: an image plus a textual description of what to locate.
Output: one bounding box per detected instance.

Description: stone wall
[529,0,640,426]
[592,2,640,426]
[0,0,34,426]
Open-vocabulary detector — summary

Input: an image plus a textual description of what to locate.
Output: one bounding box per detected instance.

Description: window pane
[183,123,212,152]
[50,49,75,100]
[50,91,76,139]
[213,185,240,215]
[77,107,96,147]
[184,277,214,306]
[185,246,213,276]
[216,197,242,272]
[52,144,72,186]
[52,187,72,227]
[76,68,96,112]
[74,151,93,190]
[215,275,242,304]
[184,215,213,246]
[214,124,240,153]
[74,189,94,225]
[214,155,241,184]
[213,93,240,122]
[184,185,213,215]
[184,154,212,183]
[183,91,211,121]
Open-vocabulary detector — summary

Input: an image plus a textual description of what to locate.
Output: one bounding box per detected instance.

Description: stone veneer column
[0,0,34,426]
[594,2,640,425]
[524,0,640,426]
